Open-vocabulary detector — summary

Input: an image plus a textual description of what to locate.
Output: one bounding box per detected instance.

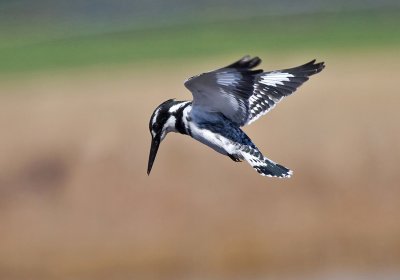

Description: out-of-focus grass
[0,11,399,73]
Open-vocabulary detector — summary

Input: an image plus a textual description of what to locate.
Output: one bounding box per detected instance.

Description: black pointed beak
[147,136,160,175]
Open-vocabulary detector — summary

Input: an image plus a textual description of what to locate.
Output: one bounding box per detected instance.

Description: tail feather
[253,162,293,178]
[239,145,292,178]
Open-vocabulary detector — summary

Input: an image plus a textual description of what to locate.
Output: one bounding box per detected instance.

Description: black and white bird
[148,56,324,178]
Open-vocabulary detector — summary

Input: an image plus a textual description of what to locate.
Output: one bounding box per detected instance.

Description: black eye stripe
[149,104,174,132]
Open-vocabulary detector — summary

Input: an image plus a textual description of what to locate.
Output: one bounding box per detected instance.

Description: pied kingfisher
[148,56,324,178]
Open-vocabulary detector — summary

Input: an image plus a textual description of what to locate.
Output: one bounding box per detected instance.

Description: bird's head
[147,99,178,175]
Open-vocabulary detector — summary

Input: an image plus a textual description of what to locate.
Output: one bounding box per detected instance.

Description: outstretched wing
[247,60,325,125]
[184,56,324,126]
[184,56,262,126]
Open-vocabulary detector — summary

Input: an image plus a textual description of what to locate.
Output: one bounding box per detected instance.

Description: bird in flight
[148,56,324,178]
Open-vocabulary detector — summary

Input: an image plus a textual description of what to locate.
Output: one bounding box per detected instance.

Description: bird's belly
[188,123,238,156]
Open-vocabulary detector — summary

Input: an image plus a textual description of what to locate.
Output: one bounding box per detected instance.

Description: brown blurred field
[0,52,399,280]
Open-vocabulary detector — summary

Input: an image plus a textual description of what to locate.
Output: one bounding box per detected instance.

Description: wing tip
[312,59,325,74]
[306,59,325,74]
[286,59,325,76]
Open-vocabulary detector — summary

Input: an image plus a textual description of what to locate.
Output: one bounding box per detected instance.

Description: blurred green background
[1,0,399,73]
[0,1,399,280]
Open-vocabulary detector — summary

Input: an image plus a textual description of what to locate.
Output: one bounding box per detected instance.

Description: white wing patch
[259,72,294,87]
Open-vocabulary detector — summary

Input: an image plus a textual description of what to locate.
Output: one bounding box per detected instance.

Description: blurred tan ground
[0,53,399,280]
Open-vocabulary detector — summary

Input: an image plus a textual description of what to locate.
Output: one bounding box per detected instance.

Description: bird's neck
[165,101,192,135]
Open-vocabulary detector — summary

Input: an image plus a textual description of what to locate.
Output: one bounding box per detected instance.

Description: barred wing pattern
[184,56,324,126]
[246,60,325,125]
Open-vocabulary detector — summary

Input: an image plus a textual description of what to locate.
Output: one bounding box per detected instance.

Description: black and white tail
[239,145,292,178]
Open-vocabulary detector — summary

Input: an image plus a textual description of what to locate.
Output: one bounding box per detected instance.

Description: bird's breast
[188,122,238,156]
